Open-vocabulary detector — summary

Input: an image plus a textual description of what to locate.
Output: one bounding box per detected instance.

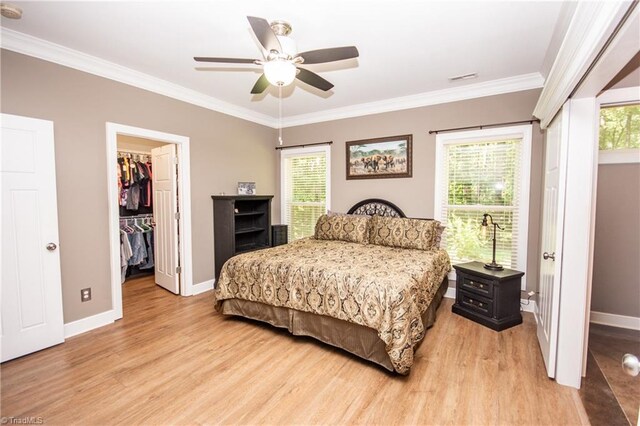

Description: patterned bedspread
[214,238,451,373]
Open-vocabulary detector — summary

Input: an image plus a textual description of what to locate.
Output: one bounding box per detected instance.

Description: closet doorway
[106,123,193,321]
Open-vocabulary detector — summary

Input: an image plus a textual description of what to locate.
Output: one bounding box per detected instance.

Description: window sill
[599,149,640,165]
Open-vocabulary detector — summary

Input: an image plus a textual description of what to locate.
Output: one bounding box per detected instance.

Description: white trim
[434,125,533,290]
[106,123,194,321]
[64,310,116,338]
[1,28,275,128]
[444,286,456,300]
[555,97,599,389]
[599,149,640,164]
[443,287,537,314]
[1,28,545,129]
[280,145,332,228]
[282,73,544,128]
[191,279,215,295]
[590,311,640,331]
[533,1,631,128]
[597,87,640,106]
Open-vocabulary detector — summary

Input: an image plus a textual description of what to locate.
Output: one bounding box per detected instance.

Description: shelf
[235,211,265,217]
[235,227,266,235]
[236,243,270,253]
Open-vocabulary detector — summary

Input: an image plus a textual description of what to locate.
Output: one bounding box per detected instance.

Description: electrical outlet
[81,288,91,302]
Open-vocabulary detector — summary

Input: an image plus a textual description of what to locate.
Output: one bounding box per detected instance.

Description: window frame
[597,86,640,165]
[280,144,331,239]
[434,124,532,286]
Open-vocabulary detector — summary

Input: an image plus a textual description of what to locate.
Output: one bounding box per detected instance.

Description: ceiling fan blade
[194,57,258,64]
[247,16,282,55]
[250,74,269,94]
[296,68,334,91]
[298,46,359,64]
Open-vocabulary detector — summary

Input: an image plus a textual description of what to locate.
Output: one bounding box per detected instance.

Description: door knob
[543,252,555,261]
[46,243,57,251]
[622,353,639,377]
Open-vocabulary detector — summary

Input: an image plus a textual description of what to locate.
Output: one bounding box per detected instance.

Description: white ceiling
[1,1,564,124]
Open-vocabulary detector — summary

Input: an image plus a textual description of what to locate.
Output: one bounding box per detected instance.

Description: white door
[536,105,569,378]
[1,114,64,362]
[151,144,179,294]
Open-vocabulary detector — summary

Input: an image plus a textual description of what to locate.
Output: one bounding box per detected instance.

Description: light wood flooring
[1,276,586,425]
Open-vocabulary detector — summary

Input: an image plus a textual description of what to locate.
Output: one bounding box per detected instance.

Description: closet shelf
[235,227,265,235]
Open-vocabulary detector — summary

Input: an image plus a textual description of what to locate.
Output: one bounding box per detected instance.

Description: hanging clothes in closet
[118,150,155,282]
[120,215,155,284]
[117,152,153,213]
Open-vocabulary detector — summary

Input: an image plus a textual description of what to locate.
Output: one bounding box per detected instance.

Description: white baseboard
[444,286,456,299]
[443,287,537,313]
[191,279,215,295]
[590,311,640,330]
[64,309,116,338]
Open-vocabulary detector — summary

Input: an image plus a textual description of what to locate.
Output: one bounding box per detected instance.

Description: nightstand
[452,262,524,331]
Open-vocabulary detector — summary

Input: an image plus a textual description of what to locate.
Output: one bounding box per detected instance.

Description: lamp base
[484,262,504,271]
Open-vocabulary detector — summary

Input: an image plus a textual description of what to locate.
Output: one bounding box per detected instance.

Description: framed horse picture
[346,134,413,180]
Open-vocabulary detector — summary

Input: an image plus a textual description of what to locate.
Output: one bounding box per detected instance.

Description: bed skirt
[219,276,450,372]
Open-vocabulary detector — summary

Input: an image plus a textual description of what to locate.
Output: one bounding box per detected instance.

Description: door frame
[533,1,639,388]
[105,122,193,320]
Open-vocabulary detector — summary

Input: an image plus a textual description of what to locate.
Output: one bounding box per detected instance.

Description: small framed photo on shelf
[237,182,256,195]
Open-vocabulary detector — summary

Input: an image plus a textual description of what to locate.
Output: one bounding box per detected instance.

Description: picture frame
[237,182,256,195]
[345,134,413,180]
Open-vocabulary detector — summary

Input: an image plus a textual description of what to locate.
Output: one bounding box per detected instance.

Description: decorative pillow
[314,214,370,244]
[368,215,442,251]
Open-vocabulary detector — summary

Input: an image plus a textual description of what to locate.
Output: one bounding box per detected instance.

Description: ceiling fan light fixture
[264,59,296,87]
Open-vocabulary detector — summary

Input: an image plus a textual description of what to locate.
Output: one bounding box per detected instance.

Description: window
[598,87,640,164]
[281,145,330,241]
[434,125,532,276]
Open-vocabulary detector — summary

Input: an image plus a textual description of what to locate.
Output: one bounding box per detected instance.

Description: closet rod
[120,213,154,219]
[118,149,152,156]
[428,119,539,135]
[275,141,333,151]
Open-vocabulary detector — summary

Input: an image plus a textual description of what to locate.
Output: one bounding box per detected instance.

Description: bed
[213,199,451,374]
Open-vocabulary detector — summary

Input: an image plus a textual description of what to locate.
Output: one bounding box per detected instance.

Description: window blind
[282,149,328,241]
[439,138,522,268]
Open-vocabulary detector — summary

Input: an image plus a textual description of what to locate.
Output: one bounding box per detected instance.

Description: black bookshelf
[212,195,273,280]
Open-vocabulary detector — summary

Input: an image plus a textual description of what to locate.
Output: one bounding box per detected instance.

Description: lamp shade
[264,60,296,87]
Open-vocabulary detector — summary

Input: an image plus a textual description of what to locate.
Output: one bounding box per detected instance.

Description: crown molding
[2,28,545,130]
[0,28,276,128]
[533,1,633,129]
[281,73,545,128]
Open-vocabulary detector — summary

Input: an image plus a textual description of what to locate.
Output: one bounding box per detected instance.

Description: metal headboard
[347,199,406,218]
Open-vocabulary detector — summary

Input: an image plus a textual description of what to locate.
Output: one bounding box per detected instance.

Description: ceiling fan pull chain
[278,84,283,145]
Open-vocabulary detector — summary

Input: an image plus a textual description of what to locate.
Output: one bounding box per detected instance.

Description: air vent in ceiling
[449,72,478,82]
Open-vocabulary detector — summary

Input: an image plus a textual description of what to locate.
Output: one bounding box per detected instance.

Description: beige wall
[591,163,640,317]
[282,89,544,292]
[1,50,277,323]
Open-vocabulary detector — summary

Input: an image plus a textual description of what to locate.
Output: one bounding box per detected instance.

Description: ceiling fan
[194,16,359,94]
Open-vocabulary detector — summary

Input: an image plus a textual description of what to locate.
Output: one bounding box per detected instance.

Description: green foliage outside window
[443,139,520,267]
[286,154,327,241]
[599,104,640,150]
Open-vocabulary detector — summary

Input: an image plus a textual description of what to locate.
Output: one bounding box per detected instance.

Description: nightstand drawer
[459,291,493,317]
[459,274,493,298]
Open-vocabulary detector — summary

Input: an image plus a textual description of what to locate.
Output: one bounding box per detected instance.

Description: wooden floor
[1,276,586,425]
